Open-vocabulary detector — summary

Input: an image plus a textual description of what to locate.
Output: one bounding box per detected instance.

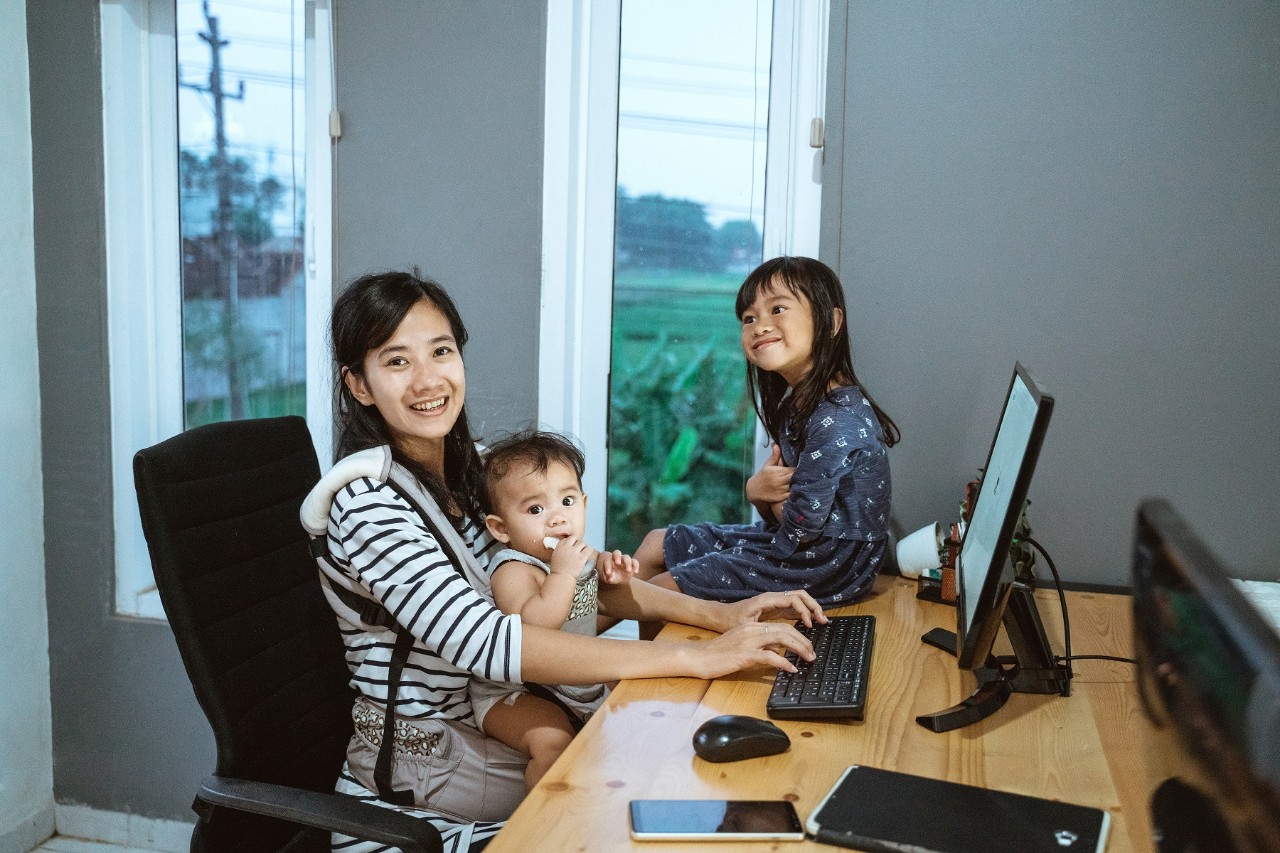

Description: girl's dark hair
[735,256,899,449]
[331,270,485,524]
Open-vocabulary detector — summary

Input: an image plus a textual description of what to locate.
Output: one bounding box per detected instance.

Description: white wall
[0,3,55,851]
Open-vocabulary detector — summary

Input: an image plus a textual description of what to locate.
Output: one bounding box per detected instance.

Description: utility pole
[182,0,248,419]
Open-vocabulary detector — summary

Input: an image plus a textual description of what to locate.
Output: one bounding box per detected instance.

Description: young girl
[636,256,899,607]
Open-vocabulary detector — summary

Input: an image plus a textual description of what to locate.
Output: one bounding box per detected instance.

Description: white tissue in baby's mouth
[543,536,560,550]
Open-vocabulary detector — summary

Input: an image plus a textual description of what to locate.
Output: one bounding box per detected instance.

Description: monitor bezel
[954,362,1056,670]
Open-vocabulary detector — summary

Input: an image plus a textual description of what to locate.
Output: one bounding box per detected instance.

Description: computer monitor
[916,362,1069,732]
[1132,499,1280,853]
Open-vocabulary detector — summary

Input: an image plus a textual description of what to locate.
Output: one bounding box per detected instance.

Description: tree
[715,219,762,272]
[615,189,718,271]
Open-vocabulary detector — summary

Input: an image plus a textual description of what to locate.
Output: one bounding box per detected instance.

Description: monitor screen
[955,363,1054,670]
[1132,499,1280,853]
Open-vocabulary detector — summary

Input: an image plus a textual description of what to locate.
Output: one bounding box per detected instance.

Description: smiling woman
[309,269,826,852]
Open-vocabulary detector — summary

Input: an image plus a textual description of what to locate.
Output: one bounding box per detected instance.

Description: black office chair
[133,415,442,853]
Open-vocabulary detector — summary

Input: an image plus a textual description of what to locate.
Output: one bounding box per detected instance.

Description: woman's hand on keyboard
[719,589,828,632]
[680,621,816,679]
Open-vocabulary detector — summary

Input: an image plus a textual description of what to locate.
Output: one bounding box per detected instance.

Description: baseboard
[0,802,55,853]
[53,805,192,853]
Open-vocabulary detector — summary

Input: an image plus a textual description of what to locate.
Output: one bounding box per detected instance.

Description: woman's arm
[598,581,826,634]
[518,620,815,685]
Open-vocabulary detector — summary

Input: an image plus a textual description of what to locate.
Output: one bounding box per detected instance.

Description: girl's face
[740,280,818,387]
[344,299,465,476]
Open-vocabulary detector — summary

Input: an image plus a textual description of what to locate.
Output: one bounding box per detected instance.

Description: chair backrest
[134,415,354,852]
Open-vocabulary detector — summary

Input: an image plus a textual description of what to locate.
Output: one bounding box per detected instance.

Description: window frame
[101,0,332,618]
[539,0,829,533]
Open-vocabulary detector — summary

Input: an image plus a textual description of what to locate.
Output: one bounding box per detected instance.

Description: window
[541,0,827,548]
[102,0,332,618]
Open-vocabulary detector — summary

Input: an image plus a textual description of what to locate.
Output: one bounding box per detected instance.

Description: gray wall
[823,2,1279,585]
[332,2,547,441]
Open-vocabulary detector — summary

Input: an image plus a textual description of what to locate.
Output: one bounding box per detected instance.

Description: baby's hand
[596,549,639,586]
[548,535,596,579]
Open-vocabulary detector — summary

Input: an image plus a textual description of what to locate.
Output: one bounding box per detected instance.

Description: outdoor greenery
[179,145,306,426]
[186,379,306,427]
[606,268,758,554]
[615,190,761,273]
[606,188,766,553]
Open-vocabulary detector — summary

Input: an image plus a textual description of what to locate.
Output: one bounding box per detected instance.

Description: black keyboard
[766,615,875,720]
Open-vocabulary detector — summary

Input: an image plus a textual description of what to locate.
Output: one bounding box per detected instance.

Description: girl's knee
[634,528,668,579]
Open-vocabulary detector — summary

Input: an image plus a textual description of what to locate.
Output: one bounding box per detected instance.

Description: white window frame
[539,0,829,535]
[101,0,333,619]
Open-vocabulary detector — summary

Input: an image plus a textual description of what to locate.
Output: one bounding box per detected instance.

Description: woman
[310,271,824,852]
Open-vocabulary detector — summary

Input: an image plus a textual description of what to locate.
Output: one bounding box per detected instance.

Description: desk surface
[487,575,1150,852]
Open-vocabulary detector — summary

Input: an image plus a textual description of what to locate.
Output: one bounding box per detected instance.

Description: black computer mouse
[692,714,791,763]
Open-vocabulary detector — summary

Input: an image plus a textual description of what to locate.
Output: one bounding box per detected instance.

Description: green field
[186,381,306,428]
[607,268,756,553]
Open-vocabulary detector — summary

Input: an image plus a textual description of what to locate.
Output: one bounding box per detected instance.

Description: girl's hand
[596,549,639,586]
[548,535,596,578]
[680,621,815,680]
[746,444,793,521]
[721,589,827,631]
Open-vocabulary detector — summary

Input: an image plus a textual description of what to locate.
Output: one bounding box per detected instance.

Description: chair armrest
[198,774,443,853]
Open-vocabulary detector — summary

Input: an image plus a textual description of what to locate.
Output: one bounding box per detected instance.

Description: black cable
[1025,536,1072,683]
[1025,537,1139,670]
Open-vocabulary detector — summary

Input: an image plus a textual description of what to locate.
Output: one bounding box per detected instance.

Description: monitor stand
[915,583,1072,733]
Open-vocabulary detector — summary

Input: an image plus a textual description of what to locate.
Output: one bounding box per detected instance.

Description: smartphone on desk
[629,799,805,841]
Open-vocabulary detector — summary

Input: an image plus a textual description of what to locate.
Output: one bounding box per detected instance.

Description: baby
[470,429,637,788]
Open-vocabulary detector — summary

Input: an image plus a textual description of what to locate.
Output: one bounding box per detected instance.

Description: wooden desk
[487,575,1150,852]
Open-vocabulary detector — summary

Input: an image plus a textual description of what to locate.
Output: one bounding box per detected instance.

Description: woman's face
[344,299,465,475]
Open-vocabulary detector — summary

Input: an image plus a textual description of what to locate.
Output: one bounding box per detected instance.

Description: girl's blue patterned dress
[663,386,891,607]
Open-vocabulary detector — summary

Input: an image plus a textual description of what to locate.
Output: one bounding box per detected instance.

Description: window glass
[608,0,771,552]
[177,0,306,426]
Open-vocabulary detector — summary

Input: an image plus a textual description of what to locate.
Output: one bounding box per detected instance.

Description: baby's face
[487,459,588,558]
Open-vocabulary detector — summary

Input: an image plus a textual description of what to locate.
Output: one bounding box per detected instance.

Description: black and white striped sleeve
[331,478,522,684]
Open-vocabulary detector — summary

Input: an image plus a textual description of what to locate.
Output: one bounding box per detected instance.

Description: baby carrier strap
[300,446,486,807]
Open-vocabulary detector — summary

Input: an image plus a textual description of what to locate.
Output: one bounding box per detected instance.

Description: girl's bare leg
[633,528,668,580]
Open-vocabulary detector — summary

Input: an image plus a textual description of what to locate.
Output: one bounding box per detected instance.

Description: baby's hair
[736,256,899,449]
[483,429,586,514]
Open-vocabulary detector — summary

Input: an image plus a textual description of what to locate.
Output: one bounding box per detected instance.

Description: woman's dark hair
[481,429,586,515]
[735,256,899,449]
[331,270,485,524]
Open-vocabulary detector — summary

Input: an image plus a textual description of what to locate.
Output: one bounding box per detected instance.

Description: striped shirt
[320,476,522,726]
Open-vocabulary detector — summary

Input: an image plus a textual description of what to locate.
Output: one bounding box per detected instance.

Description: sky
[617,0,772,228]
[177,0,304,234]
[176,0,774,233]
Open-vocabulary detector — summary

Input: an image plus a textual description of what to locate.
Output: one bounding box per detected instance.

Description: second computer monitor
[955,362,1055,670]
